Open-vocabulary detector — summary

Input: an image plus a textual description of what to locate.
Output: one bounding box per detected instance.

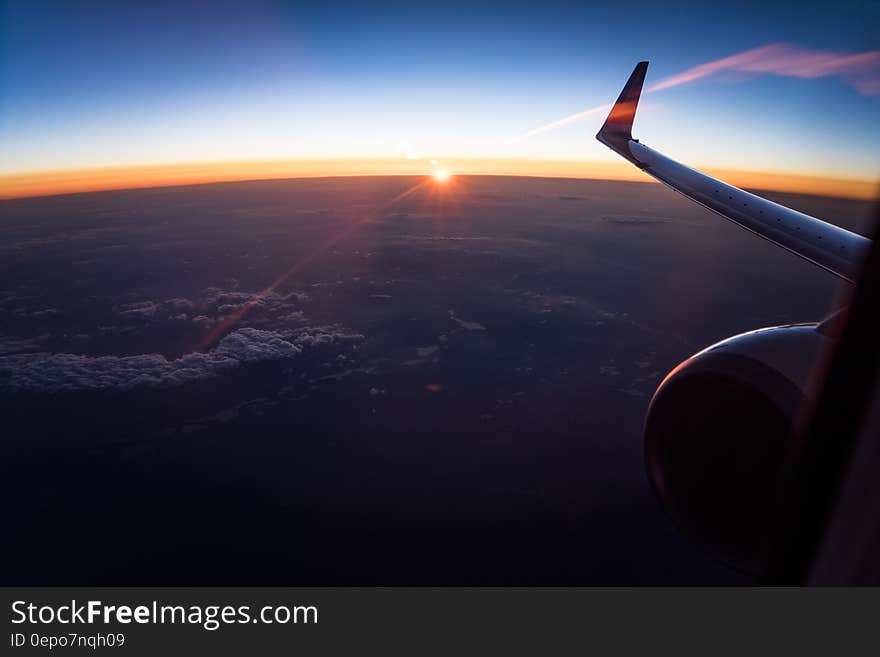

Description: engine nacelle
[644,322,835,573]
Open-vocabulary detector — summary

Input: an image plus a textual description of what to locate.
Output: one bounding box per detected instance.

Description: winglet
[596,61,648,163]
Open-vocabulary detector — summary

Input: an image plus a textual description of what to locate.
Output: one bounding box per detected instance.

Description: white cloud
[0,327,365,393]
[0,281,361,393]
[0,334,48,355]
[164,298,194,311]
[116,301,158,318]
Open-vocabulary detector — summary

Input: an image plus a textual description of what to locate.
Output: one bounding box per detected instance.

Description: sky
[1,0,879,198]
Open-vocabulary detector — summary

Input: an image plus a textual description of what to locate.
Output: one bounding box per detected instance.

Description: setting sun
[433,169,451,182]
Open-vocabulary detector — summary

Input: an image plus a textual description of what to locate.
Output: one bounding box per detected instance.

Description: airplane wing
[597,62,872,283]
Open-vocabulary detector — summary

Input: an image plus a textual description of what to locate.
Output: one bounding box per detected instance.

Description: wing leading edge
[596,62,871,283]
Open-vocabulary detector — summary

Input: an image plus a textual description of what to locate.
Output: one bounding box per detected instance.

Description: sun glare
[433,168,450,183]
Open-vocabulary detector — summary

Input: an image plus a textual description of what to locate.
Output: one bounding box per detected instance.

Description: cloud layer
[0,326,364,393]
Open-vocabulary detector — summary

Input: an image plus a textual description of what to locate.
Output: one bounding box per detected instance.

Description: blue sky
[2,0,879,179]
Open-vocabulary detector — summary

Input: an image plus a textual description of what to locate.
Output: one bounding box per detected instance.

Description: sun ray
[195,177,432,351]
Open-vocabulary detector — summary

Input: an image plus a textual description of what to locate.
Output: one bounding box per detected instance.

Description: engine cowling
[644,322,835,573]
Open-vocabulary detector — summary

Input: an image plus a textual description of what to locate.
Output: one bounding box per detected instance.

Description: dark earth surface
[0,176,874,584]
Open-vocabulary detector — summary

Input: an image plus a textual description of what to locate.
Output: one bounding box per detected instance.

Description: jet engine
[643,320,838,572]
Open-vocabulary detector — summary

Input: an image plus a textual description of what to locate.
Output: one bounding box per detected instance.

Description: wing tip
[597,61,649,143]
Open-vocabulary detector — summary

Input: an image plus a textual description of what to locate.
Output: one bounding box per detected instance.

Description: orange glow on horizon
[0,158,875,201]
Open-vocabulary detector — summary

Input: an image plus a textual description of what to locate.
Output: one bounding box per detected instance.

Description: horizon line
[1,158,877,201]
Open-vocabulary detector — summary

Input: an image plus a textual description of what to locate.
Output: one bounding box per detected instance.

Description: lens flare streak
[196,178,433,351]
